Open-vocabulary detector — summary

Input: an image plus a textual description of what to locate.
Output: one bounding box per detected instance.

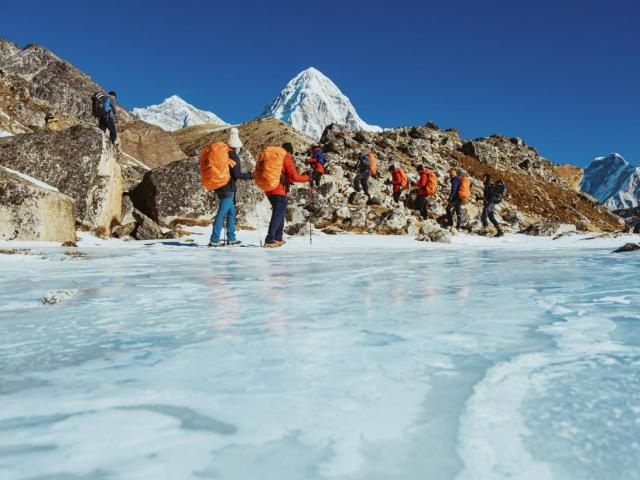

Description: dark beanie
[282,142,294,154]
[417,165,424,171]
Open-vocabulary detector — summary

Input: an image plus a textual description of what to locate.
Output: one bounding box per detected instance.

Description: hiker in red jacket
[413,165,430,219]
[389,165,407,203]
[265,142,310,248]
[306,146,326,188]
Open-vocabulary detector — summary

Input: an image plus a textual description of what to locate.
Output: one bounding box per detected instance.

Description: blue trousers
[266,195,288,243]
[211,193,236,243]
[99,115,117,143]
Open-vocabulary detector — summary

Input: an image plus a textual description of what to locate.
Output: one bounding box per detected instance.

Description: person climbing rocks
[481,174,506,237]
[202,128,253,247]
[259,142,310,248]
[389,164,408,203]
[413,164,437,219]
[306,146,326,188]
[446,169,470,230]
[99,91,118,145]
[350,153,372,203]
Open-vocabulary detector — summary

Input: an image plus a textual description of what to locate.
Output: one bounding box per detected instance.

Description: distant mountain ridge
[132,95,227,132]
[259,67,381,140]
[581,153,640,210]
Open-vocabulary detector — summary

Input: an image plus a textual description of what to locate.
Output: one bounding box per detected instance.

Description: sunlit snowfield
[1,232,639,480]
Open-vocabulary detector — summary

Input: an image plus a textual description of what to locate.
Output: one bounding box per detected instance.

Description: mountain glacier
[581,153,640,210]
[259,67,381,140]
[132,95,227,132]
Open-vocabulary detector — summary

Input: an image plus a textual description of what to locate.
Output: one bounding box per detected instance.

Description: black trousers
[99,116,117,143]
[311,171,322,188]
[446,199,463,228]
[415,194,429,219]
[481,202,500,228]
[266,195,288,243]
[353,174,370,196]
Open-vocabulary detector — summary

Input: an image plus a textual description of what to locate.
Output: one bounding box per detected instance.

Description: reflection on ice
[0,237,639,479]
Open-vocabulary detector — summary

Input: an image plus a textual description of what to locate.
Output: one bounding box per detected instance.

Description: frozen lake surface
[1,232,639,479]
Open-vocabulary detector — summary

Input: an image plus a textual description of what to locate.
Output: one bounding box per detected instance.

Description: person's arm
[283,155,310,183]
[229,150,253,180]
[306,157,315,165]
[414,173,427,188]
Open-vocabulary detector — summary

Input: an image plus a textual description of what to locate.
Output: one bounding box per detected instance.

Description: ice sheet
[0,232,639,479]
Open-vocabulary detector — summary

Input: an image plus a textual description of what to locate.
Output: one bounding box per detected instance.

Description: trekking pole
[308,181,313,246]
[251,187,263,248]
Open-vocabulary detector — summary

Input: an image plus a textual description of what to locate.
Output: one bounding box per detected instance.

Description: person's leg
[211,195,232,243]
[106,116,117,143]
[226,193,237,242]
[313,171,321,187]
[481,204,489,227]
[362,176,370,197]
[98,116,107,133]
[455,200,463,228]
[353,175,362,192]
[275,196,288,242]
[446,202,454,226]
[416,194,425,215]
[265,195,279,244]
[487,203,499,228]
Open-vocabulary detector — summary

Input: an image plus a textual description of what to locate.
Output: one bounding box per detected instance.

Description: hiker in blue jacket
[100,91,118,144]
[209,128,254,247]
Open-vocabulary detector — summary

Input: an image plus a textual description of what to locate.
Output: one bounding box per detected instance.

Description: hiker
[96,91,118,145]
[306,146,326,187]
[255,142,310,248]
[481,174,506,237]
[351,153,372,202]
[200,128,253,247]
[446,169,470,230]
[389,165,408,203]
[413,165,437,219]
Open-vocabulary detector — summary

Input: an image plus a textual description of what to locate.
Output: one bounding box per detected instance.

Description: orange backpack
[397,168,409,189]
[458,175,471,201]
[200,142,235,192]
[255,146,287,192]
[425,170,438,196]
[367,152,377,177]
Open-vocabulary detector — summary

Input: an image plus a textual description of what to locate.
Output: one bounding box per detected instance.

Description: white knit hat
[228,127,243,150]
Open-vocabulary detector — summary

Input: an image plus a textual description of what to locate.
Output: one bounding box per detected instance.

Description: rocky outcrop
[119,120,187,169]
[0,72,50,134]
[523,221,577,237]
[0,167,76,242]
[131,148,269,228]
[0,126,122,234]
[553,164,584,191]
[612,243,640,253]
[0,41,132,123]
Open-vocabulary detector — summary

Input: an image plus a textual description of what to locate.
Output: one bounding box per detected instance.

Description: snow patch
[1,166,59,192]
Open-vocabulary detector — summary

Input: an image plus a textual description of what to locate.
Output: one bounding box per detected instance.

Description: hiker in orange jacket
[389,165,407,203]
[306,146,326,188]
[264,142,310,247]
[413,165,432,219]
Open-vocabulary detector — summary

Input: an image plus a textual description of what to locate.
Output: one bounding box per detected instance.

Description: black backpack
[91,92,107,118]
[492,182,506,203]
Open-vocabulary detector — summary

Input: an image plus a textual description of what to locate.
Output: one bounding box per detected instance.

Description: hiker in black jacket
[481,174,505,237]
[350,153,372,202]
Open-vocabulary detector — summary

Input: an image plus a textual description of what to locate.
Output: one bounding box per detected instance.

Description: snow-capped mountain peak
[259,67,381,140]
[132,96,227,132]
[581,152,640,210]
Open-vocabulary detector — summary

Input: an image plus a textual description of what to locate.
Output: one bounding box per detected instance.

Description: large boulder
[119,120,187,169]
[131,149,269,228]
[0,167,76,242]
[523,220,577,237]
[0,126,122,235]
[462,141,500,166]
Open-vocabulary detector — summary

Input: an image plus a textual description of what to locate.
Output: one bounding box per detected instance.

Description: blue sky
[1,0,638,166]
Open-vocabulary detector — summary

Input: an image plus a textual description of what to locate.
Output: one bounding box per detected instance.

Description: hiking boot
[226,240,242,246]
[208,241,224,247]
[275,240,286,246]
[495,229,504,238]
[264,241,281,248]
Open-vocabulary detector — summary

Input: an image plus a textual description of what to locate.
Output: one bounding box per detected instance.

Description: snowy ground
[1,229,639,479]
